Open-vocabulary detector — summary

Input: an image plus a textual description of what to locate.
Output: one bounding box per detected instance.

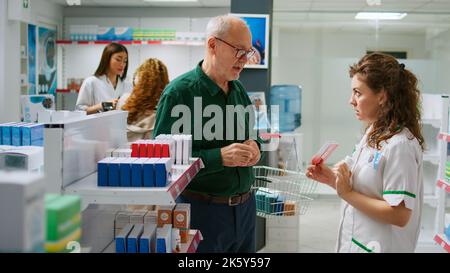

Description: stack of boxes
[131,135,192,165]
[0,122,44,146]
[132,29,176,41]
[44,194,82,253]
[97,157,172,187]
[96,134,193,188]
[114,204,191,253]
[255,188,297,216]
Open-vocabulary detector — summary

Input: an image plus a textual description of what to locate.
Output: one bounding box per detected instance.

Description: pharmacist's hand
[243,140,261,166]
[306,163,336,188]
[334,162,352,199]
[110,98,119,109]
[221,143,255,167]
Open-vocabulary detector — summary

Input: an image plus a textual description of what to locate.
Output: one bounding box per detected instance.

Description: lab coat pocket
[350,211,392,253]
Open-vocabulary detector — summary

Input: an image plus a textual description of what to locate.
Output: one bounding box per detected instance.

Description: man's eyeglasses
[214,36,256,59]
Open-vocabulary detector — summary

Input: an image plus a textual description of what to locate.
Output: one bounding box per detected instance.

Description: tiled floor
[298,195,341,252]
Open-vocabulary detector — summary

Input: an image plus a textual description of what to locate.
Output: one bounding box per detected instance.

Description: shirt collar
[196,60,238,97]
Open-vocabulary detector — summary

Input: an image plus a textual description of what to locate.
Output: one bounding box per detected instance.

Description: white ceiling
[47,0,230,7]
[46,0,450,33]
[48,0,450,13]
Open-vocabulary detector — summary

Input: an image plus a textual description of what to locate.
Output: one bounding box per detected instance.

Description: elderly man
[152,15,263,253]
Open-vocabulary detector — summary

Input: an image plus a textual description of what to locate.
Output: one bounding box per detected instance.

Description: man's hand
[221,143,256,167]
[243,140,261,166]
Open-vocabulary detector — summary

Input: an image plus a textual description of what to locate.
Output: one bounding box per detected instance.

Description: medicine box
[157,205,175,228]
[139,223,157,253]
[127,223,144,253]
[97,157,116,187]
[115,223,134,253]
[155,158,173,187]
[173,203,190,243]
[0,171,45,253]
[156,224,172,253]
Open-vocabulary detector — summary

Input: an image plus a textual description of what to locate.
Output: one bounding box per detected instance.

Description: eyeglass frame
[214,36,256,60]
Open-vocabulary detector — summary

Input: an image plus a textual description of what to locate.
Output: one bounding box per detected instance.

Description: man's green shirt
[153,61,263,196]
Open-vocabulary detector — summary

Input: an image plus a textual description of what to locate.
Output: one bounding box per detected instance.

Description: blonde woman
[117,58,169,142]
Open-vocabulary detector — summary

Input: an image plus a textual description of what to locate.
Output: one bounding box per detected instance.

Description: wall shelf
[437,179,450,193]
[438,132,450,142]
[56,40,204,46]
[434,234,450,253]
[63,158,204,209]
[100,229,202,253]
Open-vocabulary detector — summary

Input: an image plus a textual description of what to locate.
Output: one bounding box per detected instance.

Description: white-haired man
[153,15,263,253]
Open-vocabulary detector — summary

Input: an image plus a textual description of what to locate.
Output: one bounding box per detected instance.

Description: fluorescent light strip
[143,0,198,2]
[355,12,407,20]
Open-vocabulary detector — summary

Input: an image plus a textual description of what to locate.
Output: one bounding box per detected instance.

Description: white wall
[0,1,6,121]
[0,0,63,123]
[271,27,447,165]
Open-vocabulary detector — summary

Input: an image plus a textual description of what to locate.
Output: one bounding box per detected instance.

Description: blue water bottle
[269,85,302,132]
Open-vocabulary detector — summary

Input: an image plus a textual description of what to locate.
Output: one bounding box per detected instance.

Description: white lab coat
[75,75,132,111]
[336,127,423,253]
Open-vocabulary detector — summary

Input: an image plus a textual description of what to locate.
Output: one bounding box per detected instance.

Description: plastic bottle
[269,85,302,132]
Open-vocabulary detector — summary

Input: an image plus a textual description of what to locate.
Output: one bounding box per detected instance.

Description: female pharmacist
[75,43,132,114]
[307,52,424,253]
[116,58,169,142]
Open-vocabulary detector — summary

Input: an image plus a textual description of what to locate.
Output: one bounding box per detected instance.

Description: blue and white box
[108,159,120,187]
[12,123,26,146]
[115,223,134,253]
[143,158,158,187]
[97,27,115,40]
[119,158,135,187]
[114,27,133,41]
[97,157,116,187]
[139,223,157,253]
[155,158,173,187]
[21,123,44,146]
[127,223,144,253]
[131,158,147,187]
[1,122,19,145]
[156,224,172,253]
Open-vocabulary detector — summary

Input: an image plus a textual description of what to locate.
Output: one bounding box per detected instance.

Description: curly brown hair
[122,58,169,124]
[349,52,425,150]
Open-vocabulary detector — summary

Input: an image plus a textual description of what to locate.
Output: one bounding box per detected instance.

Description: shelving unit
[419,94,449,249]
[56,40,204,46]
[64,158,204,209]
[429,94,450,253]
[101,229,203,253]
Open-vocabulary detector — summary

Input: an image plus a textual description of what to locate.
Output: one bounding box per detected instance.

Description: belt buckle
[228,195,241,206]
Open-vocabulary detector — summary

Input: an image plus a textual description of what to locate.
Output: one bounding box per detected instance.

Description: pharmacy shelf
[438,132,450,142]
[56,40,204,46]
[101,229,203,253]
[422,118,441,129]
[434,234,450,253]
[437,179,450,193]
[64,158,204,208]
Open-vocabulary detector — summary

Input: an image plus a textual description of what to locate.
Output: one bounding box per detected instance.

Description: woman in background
[76,42,132,114]
[117,58,169,142]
